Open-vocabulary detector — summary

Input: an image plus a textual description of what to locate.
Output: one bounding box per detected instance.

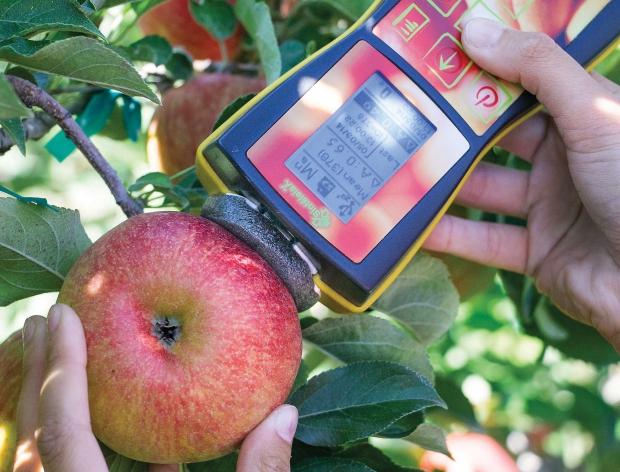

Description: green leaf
[190,0,237,40]
[212,93,257,132]
[0,74,32,120]
[98,440,118,467]
[288,361,446,446]
[372,252,459,347]
[4,66,37,84]
[119,35,173,65]
[172,167,209,211]
[0,0,104,41]
[0,37,159,103]
[292,457,374,472]
[86,0,106,10]
[129,172,194,212]
[46,90,118,162]
[234,0,281,84]
[130,0,168,17]
[376,411,424,439]
[108,454,148,472]
[336,443,420,472]
[0,198,91,306]
[280,40,306,75]
[188,452,238,471]
[0,186,58,211]
[321,0,374,21]
[121,95,141,142]
[404,423,451,458]
[302,315,434,382]
[128,172,173,191]
[527,296,619,365]
[300,315,319,330]
[165,50,193,81]
[429,376,479,429]
[291,359,309,394]
[0,117,25,154]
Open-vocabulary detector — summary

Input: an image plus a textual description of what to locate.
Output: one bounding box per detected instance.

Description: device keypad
[373,0,526,135]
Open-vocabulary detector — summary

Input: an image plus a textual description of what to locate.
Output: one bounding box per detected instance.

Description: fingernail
[47,304,62,332]
[275,405,298,444]
[23,317,35,344]
[464,18,506,48]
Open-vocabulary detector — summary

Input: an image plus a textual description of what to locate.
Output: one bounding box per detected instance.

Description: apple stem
[170,165,197,182]
[218,39,229,68]
[5,75,144,218]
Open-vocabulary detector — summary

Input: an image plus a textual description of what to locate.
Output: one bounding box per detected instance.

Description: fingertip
[237,405,298,472]
[462,18,508,50]
[22,315,46,347]
[274,405,298,445]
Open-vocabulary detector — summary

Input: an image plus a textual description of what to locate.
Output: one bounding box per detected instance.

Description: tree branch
[5,75,143,218]
[0,98,88,155]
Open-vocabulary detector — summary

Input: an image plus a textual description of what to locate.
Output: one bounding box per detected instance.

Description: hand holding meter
[196,0,620,313]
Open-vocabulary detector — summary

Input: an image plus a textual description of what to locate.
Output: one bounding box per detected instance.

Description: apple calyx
[152,317,182,348]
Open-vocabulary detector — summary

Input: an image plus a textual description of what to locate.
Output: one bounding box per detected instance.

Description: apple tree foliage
[1,0,620,471]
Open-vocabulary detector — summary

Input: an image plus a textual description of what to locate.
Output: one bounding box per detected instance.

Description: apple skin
[137,0,243,61]
[57,212,302,464]
[0,331,22,472]
[147,73,266,176]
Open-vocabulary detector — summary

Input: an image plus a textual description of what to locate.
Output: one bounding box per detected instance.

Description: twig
[6,75,143,218]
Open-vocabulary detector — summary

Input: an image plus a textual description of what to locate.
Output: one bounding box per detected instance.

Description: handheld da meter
[196,0,620,314]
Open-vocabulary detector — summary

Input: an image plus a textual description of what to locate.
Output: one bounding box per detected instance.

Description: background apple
[57,211,302,464]
[147,73,266,176]
[0,331,22,472]
[137,0,244,61]
[420,432,519,472]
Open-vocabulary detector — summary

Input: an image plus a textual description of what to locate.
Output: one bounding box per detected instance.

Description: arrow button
[438,51,458,71]
[423,33,473,89]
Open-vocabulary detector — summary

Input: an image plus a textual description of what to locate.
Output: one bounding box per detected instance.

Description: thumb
[236,405,297,472]
[461,18,619,153]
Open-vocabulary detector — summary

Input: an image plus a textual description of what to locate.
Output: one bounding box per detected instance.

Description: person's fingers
[13,316,47,472]
[36,304,108,472]
[590,72,620,100]
[455,162,530,218]
[496,111,551,162]
[462,18,619,155]
[423,215,528,273]
[236,405,297,472]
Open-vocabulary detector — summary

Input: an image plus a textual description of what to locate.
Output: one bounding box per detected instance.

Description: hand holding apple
[56,211,301,464]
[0,330,22,472]
[7,304,298,472]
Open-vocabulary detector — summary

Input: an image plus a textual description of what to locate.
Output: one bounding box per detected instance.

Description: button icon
[423,33,473,89]
[475,86,499,107]
[427,0,462,17]
[391,3,430,42]
[463,71,513,124]
[454,0,507,31]
[500,0,535,18]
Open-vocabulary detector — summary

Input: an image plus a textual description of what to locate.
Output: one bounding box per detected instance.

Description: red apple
[137,0,244,61]
[420,432,519,472]
[57,212,301,464]
[0,331,22,472]
[147,73,266,176]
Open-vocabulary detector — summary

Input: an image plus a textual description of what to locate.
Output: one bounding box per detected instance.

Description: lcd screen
[284,72,436,223]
